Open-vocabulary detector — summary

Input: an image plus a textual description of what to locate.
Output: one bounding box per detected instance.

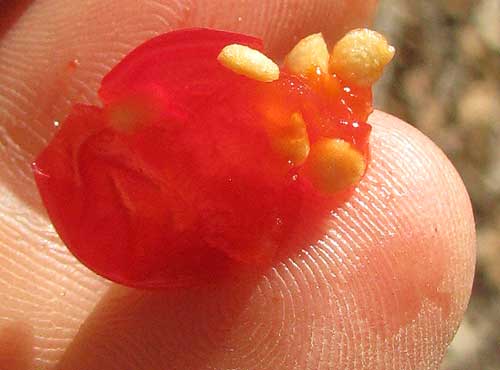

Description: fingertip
[266,109,477,367]
[367,109,476,320]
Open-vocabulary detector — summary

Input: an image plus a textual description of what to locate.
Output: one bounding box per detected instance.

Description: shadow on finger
[57,279,261,370]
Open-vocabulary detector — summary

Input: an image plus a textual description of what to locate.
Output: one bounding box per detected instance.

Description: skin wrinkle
[0,1,474,369]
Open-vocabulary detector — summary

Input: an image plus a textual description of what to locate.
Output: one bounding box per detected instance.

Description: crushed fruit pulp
[33,28,388,288]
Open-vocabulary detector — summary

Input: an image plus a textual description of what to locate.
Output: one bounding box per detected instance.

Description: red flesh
[33,29,372,288]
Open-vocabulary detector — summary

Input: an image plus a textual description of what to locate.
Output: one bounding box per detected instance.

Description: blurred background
[374,0,500,369]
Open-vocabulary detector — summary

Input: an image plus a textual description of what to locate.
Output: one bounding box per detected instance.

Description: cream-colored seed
[217,44,279,82]
[284,33,330,76]
[304,138,366,193]
[329,28,395,86]
[269,112,310,166]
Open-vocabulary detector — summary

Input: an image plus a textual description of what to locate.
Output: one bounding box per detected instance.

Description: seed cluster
[218,29,393,193]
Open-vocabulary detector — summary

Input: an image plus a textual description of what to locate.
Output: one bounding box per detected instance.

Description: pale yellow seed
[284,33,329,76]
[304,138,366,193]
[217,44,279,82]
[270,112,310,166]
[329,28,395,87]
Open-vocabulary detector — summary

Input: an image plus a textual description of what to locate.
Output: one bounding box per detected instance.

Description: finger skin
[0,1,475,369]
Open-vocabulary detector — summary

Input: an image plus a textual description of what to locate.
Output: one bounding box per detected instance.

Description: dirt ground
[374,0,500,369]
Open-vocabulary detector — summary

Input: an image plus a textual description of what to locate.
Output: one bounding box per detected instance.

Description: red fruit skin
[33,29,373,288]
[99,28,263,104]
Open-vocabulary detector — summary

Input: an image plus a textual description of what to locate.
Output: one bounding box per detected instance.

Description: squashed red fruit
[33,29,374,288]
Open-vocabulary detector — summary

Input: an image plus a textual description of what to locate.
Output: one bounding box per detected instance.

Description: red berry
[33,28,375,288]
